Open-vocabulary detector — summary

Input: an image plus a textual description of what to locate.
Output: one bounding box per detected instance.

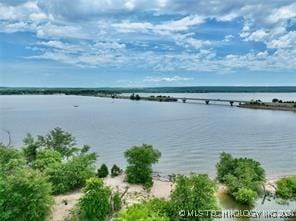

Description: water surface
[0,94,295,179]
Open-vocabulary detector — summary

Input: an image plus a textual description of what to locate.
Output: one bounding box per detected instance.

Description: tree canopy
[170,174,218,220]
[276,176,296,200]
[0,146,53,221]
[124,144,161,188]
[216,152,265,205]
[79,177,111,221]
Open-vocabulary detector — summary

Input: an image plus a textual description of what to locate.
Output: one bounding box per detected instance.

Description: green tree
[97,163,109,178]
[0,145,25,174]
[170,174,218,220]
[233,188,258,205]
[118,202,169,221]
[33,149,62,171]
[37,127,79,157]
[216,152,265,205]
[0,168,53,221]
[276,176,296,200]
[111,164,122,177]
[216,152,234,182]
[22,133,40,164]
[124,144,161,188]
[45,153,96,194]
[79,177,111,221]
[112,191,122,212]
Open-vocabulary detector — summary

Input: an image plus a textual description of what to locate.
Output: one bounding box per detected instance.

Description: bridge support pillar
[230,101,234,106]
[205,100,210,105]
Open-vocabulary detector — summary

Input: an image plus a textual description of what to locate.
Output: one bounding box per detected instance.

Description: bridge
[105,94,249,106]
[174,97,248,106]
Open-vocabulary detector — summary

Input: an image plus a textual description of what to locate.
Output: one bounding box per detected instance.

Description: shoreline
[50,174,294,221]
[239,103,296,112]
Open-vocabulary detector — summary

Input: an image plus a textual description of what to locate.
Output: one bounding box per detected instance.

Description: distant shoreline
[1,86,296,95]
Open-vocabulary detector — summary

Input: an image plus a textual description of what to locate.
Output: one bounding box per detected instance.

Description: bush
[111,164,122,177]
[45,154,96,194]
[22,133,40,163]
[0,145,26,173]
[124,144,161,188]
[118,202,169,221]
[112,191,122,212]
[170,174,218,220]
[276,176,296,200]
[97,163,109,178]
[33,149,62,171]
[216,152,265,205]
[79,177,111,220]
[0,168,53,221]
[233,188,258,205]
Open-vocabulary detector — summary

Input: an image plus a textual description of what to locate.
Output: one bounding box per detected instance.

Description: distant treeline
[1,86,296,95]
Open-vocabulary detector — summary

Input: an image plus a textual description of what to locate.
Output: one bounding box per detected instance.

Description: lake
[1,94,296,220]
[0,94,295,179]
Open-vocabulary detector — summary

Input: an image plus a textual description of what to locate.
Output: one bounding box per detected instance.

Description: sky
[0,0,296,87]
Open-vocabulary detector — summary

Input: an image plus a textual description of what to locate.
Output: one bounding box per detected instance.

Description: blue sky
[0,0,296,87]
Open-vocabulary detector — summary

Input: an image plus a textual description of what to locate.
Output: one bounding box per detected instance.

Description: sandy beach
[49,174,284,221]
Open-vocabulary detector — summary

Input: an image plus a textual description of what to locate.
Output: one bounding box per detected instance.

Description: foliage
[37,127,79,158]
[124,144,161,188]
[45,153,96,194]
[111,164,122,177]
[233,188,258,205]
[23,133,40,163]
[170,174,218,220]
[0,168,53,221]
[130,93,141,100]
[276,176,296,200]
[79,177,111,221]
[97,163,109,178]
[216,152,265,205]
[33,149,62,171]
[0,145,26,174]
[118,202,169,221]
[112,191,122,212]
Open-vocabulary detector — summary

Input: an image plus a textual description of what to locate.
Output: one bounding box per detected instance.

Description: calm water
[1,94,296,219]
[0,94,295,179]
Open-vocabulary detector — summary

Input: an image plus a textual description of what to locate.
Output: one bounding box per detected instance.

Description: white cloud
[144,75,193,82]
[0,0,296,73]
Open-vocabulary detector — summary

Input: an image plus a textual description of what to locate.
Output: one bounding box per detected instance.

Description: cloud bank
[0,0,296,76]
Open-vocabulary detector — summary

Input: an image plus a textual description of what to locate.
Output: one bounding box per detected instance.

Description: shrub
[22,133,40,163]
[97,163,109,178]
[276,176,296,200]
[79,177,111,220]
[45,154,96,194]
[118,202,169,221]
[0,168,53,221]
[124,144,161,188]
[0,145,26,173]
[33,149,62,171]
[112,191,122,212]
[216,152,265,205]
[111,164,122,177]
[233,188,258,205]
[170,174,218,220]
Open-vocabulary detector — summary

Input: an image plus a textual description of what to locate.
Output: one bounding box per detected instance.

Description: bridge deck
[174,97,248,103]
